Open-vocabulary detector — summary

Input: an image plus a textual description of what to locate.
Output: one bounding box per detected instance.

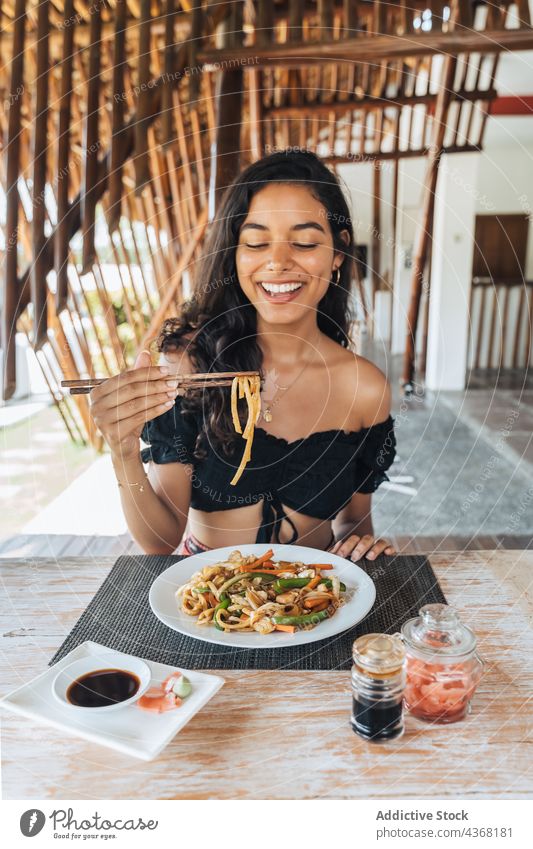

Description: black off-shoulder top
[140,396,396,545]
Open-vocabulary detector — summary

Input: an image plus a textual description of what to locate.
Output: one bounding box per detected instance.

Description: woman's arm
[112,452,191,555]
[332,491,374,540]
[330,360,396,561]
[103,344,195,555]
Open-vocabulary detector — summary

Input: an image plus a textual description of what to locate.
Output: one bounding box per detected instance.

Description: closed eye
[244,243,318,249]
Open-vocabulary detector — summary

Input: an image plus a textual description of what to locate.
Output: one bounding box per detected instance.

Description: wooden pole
[134,0,153,194]
[81,4,102,274]
[108,0,127,233]
[249,67,264,161]
[401,54,458,391]
[31,0,50,350]
[161,0,177,147]
[188,0,203,105]
[208,2,244,218]
[390,157,399,344]
[371,160,381,336]
[256,0,274,48]
[1,0,26,400]
[55,0,75,314]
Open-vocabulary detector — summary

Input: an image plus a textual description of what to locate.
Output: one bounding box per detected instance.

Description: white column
[391,158,426,354]
[425,152,480,391]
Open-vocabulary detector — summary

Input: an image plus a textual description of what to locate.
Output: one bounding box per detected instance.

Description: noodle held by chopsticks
[229,374,262,485]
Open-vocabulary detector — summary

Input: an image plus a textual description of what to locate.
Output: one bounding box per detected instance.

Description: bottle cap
[401,603,477,658]
[352,633,406,674]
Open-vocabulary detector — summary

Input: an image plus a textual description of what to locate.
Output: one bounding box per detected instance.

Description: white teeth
[259,282,303,294]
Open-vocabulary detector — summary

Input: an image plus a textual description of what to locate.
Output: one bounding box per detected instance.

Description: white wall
[339,131,533,374]
[426,153,479,390]
[338,157,425,349]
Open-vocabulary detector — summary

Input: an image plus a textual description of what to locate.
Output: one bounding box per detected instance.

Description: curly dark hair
[154,149,356,460]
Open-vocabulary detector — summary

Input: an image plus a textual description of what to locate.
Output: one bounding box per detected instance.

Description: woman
[90,150,397,563]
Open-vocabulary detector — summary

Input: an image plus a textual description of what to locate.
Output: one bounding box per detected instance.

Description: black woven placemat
[49,553,446,671]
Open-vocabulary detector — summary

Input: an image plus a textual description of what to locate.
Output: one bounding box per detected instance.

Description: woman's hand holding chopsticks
[89,350,177,461]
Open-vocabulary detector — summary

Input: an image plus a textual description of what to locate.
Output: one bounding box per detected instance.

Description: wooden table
[1,550,532,799]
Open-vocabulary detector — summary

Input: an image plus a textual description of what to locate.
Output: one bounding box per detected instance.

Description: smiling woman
[90,150,397,562]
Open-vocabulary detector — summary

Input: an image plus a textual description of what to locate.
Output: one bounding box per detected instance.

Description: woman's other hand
[329,533,396,562]
[89,350,178,461]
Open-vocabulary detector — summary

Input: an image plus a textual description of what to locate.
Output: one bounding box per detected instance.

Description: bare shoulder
[335,347,392,428]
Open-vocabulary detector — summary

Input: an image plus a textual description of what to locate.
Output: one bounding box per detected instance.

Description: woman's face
[235,183,349,326]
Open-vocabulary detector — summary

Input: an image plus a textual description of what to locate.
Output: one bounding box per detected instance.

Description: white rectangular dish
[0,640,224,761]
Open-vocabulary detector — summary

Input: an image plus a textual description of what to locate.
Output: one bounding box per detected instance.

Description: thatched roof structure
[1,1,532,440]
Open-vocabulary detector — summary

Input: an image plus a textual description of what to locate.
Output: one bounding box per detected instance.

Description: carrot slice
[303,598,329,611]
[305,576,322,590]
[307,563,334,570]
[249,549,274,568]
[238,549,274,572]
[275,624,296,633]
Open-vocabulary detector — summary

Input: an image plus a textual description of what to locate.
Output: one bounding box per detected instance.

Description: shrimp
[137,672,192,713]
[137,688,182,714]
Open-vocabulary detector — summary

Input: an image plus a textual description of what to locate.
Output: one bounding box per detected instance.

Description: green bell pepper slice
[272,609,330,627]
[218,571,278,595]
[272,577,346,593]
[213,593,231,631]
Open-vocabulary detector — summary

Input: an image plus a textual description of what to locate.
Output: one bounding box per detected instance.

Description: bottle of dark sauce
[351,634,406,742]
[67,668,140,708]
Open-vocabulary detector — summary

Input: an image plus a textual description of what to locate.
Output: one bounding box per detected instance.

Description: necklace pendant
[263,408,273,422]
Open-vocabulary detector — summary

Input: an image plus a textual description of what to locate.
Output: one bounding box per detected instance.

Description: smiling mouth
[257,280,304,298]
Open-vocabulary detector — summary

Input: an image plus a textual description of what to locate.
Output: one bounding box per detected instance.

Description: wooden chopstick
[61,371,260,394]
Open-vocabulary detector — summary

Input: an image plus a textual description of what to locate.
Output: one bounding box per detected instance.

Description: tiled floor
[439,385,533,473]
[0,403,96,539]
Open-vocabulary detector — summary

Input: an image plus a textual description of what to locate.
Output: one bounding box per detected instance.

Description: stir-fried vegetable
[213,594,231,630]
[218,571,279,595]
[177,549,347,635]
[272,610,330,626]
[272,577,346,593]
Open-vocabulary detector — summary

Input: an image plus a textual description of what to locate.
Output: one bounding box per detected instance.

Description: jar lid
[352,633,405,673]
[401,603,477,657]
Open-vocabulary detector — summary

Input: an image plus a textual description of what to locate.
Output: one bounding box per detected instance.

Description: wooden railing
[468,278,533,370]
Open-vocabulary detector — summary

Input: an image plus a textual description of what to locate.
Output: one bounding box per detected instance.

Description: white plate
[0,641,224,761]
[149,543,376,648]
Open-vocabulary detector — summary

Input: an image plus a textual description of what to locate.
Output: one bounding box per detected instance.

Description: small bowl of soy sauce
[52,651,151,713]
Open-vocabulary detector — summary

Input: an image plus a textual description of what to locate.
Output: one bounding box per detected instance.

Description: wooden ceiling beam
[322,142,482,164]
[198,28,533,67]
[266,88,498,117]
